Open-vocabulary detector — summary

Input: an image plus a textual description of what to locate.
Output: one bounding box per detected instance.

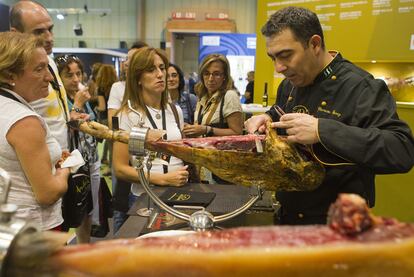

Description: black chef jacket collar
[313,51,342,84]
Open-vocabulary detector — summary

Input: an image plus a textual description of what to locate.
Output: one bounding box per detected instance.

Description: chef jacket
[266,52,414,225]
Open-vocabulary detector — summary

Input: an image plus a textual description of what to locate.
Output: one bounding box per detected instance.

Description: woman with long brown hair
[112,47,189,229]
[96,64,118,165]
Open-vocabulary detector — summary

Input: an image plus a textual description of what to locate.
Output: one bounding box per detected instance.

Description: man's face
[21,7,54,54]
[266,29,318,87]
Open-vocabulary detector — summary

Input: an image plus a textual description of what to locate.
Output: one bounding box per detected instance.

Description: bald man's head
[10,1,54,54]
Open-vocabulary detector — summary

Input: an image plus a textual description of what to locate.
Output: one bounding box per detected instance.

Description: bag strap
[0,89,22,103]
[184,92,194,124]
[48,64,69,122]
[169,103,180,127]
[169,103,184,138]
[219,93,225,127]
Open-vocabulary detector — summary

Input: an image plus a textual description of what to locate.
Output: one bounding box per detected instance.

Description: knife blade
[254,131,263,153]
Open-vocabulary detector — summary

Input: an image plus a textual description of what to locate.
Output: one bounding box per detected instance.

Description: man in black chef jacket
[245,6,414,225]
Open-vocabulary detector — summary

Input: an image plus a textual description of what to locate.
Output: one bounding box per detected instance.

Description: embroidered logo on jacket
[292,105,309,114]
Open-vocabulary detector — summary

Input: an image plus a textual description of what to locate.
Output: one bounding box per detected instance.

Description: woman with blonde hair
[182,54,243,137]
[112,47,189,229]
[0,32,69,230]
[182,54,243,183]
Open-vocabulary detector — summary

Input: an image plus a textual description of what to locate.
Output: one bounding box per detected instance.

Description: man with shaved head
[10,1,69,150]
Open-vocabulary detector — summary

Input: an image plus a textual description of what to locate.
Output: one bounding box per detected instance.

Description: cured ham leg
[68,120,324,191]
[147,122,325,191]
[47,195,414,277]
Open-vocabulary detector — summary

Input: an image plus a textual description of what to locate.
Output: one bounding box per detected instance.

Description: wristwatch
[71,106,85,113]
[206,126,214,137]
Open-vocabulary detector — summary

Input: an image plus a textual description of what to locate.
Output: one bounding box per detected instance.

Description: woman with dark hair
[55,54,101,243]
[167,63,197,124]
[113,47,189,229]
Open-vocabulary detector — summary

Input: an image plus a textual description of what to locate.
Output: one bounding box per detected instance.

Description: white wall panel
[0,0,256,49]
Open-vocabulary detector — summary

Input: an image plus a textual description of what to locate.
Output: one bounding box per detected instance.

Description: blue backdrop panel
[199,33,256,97]
[199,33,256,63]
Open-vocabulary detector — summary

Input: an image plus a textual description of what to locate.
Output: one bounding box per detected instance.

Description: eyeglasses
[55,54,80,66]
[203,71,224,79]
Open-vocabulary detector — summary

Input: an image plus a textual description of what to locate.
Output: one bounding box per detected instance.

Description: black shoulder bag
[61,130,92,229]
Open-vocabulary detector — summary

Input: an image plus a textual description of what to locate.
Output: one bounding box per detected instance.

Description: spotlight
[73,23,83,36]
[56,13,65,20]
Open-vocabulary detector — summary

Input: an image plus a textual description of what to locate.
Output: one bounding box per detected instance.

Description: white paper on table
[61,149,85,173]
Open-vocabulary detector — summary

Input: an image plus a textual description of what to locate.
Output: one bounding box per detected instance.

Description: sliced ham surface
[50,223,414,277]
[48,194,414,276]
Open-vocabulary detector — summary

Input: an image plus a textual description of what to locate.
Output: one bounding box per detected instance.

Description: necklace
[147,105,161,119]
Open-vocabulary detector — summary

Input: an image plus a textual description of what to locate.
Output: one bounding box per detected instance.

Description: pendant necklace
[147,105,161,119]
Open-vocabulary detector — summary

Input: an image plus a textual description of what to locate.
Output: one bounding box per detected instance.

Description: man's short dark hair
[130,41,148,50]
[261,6,325,50]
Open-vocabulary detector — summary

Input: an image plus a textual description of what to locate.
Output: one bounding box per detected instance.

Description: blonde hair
[119,47,169,115]
[195,53,233,98]
[0,32,43,89]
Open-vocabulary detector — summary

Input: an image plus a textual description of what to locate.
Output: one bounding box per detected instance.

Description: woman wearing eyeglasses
[112,47,189,225]
[55,54,101,243]
[182,54,243,138]
[182,54,243,183]
[0,32,69,231]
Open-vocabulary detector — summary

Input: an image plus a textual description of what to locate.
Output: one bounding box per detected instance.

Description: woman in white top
[113,47,189,197]
[0,32,69,230]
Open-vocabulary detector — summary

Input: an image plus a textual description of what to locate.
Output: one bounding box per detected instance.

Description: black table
[115,183,276,238]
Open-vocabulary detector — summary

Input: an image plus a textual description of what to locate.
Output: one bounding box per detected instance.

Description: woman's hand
[74,87,90,108]
[55,150,71,168]
[182,124,206,137]
[159,165,189,187]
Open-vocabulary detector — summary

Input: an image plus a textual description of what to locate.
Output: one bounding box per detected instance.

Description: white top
[242,104,271,113]
[195,89,242,125]
[0,89,63,230]
[30,56,69,150]
[108,81,125,110]
[118,104,185,196]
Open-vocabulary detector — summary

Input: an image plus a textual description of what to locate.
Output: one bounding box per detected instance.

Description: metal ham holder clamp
[0,168,38,276]
[128,101,263,231]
